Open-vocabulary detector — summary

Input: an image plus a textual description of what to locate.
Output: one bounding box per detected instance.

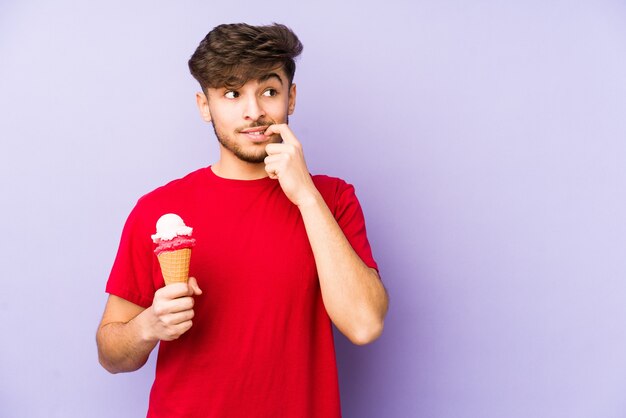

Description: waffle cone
[157,248,192,285]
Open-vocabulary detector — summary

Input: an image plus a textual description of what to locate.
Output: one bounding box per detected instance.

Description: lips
[239,126,270,142]
[239,126,268,134]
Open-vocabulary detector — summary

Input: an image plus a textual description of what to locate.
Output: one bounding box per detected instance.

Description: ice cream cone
[157,248,192,285]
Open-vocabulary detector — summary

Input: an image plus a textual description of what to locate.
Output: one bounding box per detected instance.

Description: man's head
[188,23,303,92]
[189,23,303,165]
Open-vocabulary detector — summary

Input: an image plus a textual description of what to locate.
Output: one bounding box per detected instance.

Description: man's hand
[142,277,203,342]
[264,124,320,207]
[97,278,203,373]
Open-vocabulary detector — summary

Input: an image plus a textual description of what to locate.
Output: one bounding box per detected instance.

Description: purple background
[1,1,625,417]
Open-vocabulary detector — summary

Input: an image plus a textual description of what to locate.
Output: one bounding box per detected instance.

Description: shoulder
[127,167,209,226]
[136,167,209,208]
[111,167,209,260]
[312,174,357,212]
[312,174,352,193]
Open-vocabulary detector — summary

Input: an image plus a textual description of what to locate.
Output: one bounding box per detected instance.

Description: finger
[176,320,193,335]
[161,309,195,326]
[264,160,281,173]
[167,296,194,313]
[187,277,202,296]
[152,295,193,319]
[160,282,190,299]
[265,143,290,155]
[264,153,286,165]
[264,124,299,146]
[163,320,193,341]
[265,163,279,179]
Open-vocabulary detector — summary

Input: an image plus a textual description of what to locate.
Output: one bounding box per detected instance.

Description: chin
[235,149,268,164]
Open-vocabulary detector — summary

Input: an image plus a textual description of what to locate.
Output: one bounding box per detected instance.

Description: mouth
[239,126,271,142]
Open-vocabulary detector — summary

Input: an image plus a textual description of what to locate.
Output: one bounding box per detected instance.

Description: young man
[97,23,388,417]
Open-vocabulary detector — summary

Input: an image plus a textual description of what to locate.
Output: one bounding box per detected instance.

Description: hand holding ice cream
[144,277,202,342]
[138,214,201,343]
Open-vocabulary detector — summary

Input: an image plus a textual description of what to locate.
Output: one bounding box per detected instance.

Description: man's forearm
[298,192,388,345]
[97,310,158,374]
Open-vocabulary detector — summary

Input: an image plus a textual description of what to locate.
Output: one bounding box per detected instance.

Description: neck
[212,152,268,180]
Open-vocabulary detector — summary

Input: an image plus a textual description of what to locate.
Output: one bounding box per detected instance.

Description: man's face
[198,68,296,164]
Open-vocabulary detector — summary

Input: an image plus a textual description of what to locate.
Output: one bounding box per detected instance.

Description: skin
[96,67,389,374]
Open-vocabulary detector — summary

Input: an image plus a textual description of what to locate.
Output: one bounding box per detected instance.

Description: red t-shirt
[106,166,378,418]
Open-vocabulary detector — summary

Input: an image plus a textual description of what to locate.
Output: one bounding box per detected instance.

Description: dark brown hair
[188,23,303,91]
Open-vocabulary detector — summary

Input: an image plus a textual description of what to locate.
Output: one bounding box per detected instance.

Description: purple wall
[1,1,625,417]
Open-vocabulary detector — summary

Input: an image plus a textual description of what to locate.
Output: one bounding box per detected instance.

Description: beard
[211,117,287,164]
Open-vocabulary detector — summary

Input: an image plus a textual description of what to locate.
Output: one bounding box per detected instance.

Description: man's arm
[297,196,388,345]
[96,279,202,373]
[264,124,389,345]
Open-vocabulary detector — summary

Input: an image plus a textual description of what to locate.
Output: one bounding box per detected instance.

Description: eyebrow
[258,72,284,85]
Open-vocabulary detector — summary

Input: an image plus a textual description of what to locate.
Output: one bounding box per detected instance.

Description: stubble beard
[211,117,287,164]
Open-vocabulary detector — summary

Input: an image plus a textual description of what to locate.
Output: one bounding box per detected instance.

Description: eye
[224,91,239,99]
[262,88,278,97]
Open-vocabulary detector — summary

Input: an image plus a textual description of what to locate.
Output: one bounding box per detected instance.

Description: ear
[196,91,212,123]
[288,83,297,115]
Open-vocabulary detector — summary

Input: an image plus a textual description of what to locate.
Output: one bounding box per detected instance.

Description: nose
[243,96,265,121]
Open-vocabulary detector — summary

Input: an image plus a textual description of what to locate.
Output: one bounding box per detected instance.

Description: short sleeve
[105,200,157,308]
[332,181,379,273]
